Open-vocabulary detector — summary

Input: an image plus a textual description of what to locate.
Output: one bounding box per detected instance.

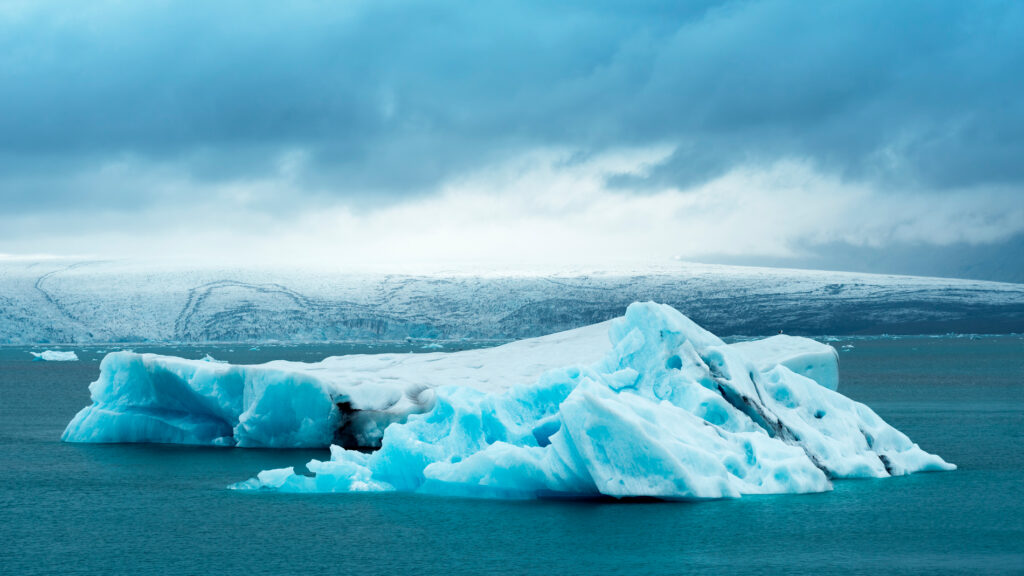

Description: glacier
[63,302,953,500]
[5,259,1024,345]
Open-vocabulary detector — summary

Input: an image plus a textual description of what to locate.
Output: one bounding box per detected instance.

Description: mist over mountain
[696,233,1024,284]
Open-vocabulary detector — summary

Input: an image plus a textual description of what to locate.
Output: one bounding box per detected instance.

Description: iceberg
[32,350,79,362]
[63,302,953,499]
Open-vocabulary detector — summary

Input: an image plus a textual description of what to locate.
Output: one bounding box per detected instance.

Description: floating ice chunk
[62,353,337,447]
[731,335,839,391]
[201,354,228,363]
[31,350,78,362]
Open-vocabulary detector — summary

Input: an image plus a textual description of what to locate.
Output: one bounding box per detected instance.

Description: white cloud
[2,148,1022,273]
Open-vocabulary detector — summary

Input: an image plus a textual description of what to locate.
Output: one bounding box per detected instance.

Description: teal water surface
[1,338,1022,575]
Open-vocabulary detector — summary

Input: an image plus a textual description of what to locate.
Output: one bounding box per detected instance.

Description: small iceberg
[31,350,79,362]
[62,302,953,500]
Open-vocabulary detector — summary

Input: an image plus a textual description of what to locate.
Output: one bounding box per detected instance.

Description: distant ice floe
[62,302,953,500]
[31,350,79,362]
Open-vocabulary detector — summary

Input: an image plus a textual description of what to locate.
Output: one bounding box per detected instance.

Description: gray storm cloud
[1,0,1022,280]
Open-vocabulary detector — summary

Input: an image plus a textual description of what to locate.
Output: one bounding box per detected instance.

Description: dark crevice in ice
[878,454,894,475]
[715,383,775,437]
[333,401,380,452]
[859,427,894,476]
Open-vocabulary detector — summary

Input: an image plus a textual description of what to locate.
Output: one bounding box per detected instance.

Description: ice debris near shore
[32,350,79,362]
[63,302,953,499]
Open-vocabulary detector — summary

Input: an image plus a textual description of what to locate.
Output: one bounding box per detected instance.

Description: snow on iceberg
[32,350,79,362]
[63,302,953,499]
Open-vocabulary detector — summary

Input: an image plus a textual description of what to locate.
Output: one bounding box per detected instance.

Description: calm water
[1,338,1023,575]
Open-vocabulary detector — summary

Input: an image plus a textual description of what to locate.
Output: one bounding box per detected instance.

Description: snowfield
[63,302,953,500]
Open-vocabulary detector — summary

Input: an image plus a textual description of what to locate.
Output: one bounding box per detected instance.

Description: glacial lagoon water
[2,338,1022,575]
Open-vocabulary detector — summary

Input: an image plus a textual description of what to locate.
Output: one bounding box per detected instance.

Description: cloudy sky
[1,0,1022,280]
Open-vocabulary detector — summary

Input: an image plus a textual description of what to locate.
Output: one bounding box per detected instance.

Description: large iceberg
[63,302,953,500]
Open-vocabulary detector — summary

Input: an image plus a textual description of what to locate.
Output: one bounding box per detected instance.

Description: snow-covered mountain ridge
[2,259,1023,344]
